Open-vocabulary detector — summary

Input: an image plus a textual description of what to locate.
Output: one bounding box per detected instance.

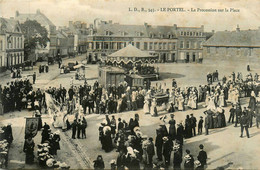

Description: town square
[0,0,260,169]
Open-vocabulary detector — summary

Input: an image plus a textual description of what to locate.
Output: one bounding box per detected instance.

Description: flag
[25,117,39,138]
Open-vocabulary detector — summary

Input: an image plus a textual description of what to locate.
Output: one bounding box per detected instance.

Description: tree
[20,20,49,61]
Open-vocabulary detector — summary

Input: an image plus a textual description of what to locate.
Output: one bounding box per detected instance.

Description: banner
[25,117,39,138]
[45,93,66,128]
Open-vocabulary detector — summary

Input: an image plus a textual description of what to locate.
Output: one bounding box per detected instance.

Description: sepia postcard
[0,0,260,169]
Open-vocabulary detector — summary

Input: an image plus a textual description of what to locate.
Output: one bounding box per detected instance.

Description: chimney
[212,30,215,33]
[201,25,204,31]
[89,24,93,29]
[109,20,112,24]
[144,22,148,27]
[15,11,19,17]
[173,24,177,29]
[10,17,14,20]
[236,24,240,32]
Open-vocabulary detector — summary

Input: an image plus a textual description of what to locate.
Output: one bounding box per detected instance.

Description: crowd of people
[1,59,260,169]
[93,113,208,170]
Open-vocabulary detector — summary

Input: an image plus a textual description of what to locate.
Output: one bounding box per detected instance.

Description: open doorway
[193,53,196,62]
[186,53,189,63]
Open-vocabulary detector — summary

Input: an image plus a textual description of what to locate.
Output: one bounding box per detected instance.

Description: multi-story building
[203,26,260,59]
[67,21,89,54]
[15,9,57,60]
[0,17,24,72]
[86,20,207,63]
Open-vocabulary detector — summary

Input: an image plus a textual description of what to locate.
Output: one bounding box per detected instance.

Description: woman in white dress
[150,99,158,117]
[205,91,210,107]
[207,94,216,111]
[178,94,185,111]
[191,92,198,110]
[187,92,193,108]
[143,98,150,114]
[218,90,226,107]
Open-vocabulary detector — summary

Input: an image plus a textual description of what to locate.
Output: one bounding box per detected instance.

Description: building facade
[86,20,207,63]
[0,17,24,72]
[203,26,260,59]
[15,9,57,59]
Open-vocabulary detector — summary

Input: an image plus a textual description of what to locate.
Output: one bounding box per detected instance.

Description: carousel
[100,44,159,89]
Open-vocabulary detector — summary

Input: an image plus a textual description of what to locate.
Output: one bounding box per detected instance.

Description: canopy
[108,44,155,58]
[73,64,85,69]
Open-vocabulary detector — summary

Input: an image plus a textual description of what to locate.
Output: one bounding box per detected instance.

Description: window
[196,32,199,36]
[0,40,2,50]
[0,56,2,66]
[149,42,153,50]
[186,41,190,49]
[198,41,202,48]
[159,43,162,49]
[180,32,183,36]
[99,71,102,77]
[163,43,166,50]
[172,43,176,50]
[154,42,158,50]
[180,41,184,48]
[144,42,148,50]
[184,32,186,36]
[136,42,140,49]
[187,32,190,36]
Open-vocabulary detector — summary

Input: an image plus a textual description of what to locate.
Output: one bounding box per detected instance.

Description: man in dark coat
[228,105,235,123]
[176,123,184,146]
[240,112,250,138]
[173,145,182,170]
[162,137,173,168]
[184,149,194,170]
[32,72,36,84]
[234,105,242,127]
[155,130,163,161]
[71,120,77,139]
[190,114,197,136]
[198,116,203,135]
[197,144,207,169]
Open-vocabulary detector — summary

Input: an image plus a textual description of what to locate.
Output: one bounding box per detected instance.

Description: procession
[1,0,260,169]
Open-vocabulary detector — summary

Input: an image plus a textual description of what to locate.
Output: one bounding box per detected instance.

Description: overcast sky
[0,0,259,32]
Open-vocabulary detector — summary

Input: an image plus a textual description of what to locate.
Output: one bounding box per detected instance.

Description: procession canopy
[107,44,157,62]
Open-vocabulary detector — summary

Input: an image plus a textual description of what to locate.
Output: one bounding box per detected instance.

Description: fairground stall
[99,44,159,89]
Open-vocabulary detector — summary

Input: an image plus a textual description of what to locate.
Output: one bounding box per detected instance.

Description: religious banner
[25,117,39,138]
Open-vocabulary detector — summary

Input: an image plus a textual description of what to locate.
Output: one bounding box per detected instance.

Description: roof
[108,44,154,58]
[15,10,55,28]
[203,30,260,47]
[96,23,147,37]
[0,18,22,33]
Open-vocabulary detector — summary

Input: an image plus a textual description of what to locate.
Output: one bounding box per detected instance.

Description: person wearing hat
[198,116,204,135]
[234,103,242,127]
[155,129,163,161]
[173,143,182,169]
[23,135,35,164]
[197,144,207,169]
[228,105,235,124]
[190,113,197,137]
[240,111,250,138]
[168,114,176,141]
[162,136,173,168]
[184,149,194,170]
[93,155,105,170]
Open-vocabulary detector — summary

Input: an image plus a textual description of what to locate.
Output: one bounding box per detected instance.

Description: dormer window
[136,32,142,36]
[121,31,126,36]
[149,32,154,38]
[105,31,110,35]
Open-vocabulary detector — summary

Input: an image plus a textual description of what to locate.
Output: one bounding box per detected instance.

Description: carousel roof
[108,44,155,58]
